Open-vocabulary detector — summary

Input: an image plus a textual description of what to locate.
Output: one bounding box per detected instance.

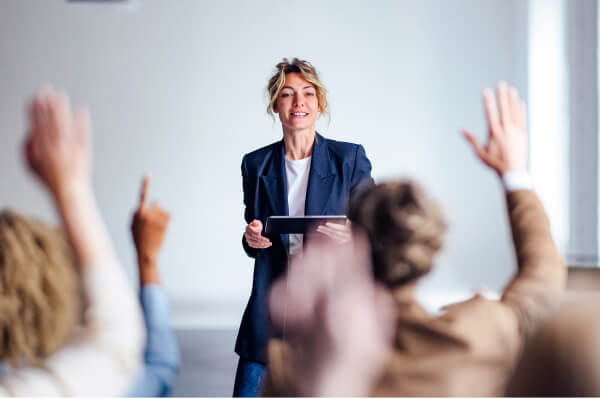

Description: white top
[0,257,144,396]
[285,156,312,255]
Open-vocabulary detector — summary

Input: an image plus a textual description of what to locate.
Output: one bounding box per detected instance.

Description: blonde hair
[348,180,447,287]
[266,58,330,120]
[0,210,81,367]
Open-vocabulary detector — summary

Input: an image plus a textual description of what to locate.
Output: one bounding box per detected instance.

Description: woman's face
[275,72,320,133]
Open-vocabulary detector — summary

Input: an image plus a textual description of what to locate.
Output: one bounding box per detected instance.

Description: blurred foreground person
[263,82,566,396]
[266,232,396,396]
[127,176,180,396]
[506,301,600,396]
[0,87,144,395]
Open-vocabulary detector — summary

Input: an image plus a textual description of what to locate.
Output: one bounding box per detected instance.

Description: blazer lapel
[260,140,289,217]
[305,133,336,215]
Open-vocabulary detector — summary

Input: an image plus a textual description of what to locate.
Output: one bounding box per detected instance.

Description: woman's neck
[283,128,316,160]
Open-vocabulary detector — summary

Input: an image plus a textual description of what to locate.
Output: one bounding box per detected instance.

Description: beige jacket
[264,190,567,397]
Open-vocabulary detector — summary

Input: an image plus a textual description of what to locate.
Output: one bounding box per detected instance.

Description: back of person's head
[506,301,600,397]
[0,210,81,367]
[347,180,446,288]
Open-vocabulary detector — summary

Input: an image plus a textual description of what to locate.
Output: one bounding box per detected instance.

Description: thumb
[251,220,262,230]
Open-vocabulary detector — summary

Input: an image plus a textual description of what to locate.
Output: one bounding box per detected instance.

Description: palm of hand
[26,88,90,194]
[464,82,528,175]
[484,122,528,174]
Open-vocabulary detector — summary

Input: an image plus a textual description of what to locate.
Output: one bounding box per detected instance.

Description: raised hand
[463,81,528,175]
[25,86,91,196]
[245,220,272,249]
[131,175,170,285]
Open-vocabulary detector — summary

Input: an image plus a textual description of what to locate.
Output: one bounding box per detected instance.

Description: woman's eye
[280,93,290,98]
[306,92,315,96]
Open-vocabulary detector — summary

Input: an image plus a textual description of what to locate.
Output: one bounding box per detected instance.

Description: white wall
[0,0,528,327]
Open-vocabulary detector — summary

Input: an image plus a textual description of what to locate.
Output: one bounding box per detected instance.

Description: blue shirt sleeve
[127,285,181,397]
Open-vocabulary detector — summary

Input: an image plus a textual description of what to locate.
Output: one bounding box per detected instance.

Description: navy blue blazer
[235,132,373,363]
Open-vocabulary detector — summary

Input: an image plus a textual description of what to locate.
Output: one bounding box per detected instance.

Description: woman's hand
[463,81,528,175]
[25,86,91,198]
[245,220,272,249]
[24,86,114,267]
[315,221,352,244]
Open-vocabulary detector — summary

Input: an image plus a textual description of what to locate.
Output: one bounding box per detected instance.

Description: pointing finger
[139,174,150,211]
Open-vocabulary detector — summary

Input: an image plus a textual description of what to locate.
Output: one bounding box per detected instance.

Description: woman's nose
[293,94,304,107]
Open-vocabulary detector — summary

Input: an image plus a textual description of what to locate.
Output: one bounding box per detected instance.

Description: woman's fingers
[247,233,270,244]
[316,223,351,244]
[483,88,501,136]
[323,222,347,231]
[496,81,511,129]
[246,235,272,248]
[245,221,263,236]
[245,221,272,248]
[508,86,521,127]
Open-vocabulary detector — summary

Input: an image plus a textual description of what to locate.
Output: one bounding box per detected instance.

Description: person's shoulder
[243,140,281,164]
[319,133,364,158]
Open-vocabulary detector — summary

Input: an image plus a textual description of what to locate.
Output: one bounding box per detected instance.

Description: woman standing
[233,58,373,396]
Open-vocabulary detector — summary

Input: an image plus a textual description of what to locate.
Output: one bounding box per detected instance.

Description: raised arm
[128,175,180,397]
[463,82,566,338]
[0,87,144,395]
[24,87,112,267]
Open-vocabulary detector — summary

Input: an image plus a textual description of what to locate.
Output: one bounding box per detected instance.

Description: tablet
[264,215,347,234]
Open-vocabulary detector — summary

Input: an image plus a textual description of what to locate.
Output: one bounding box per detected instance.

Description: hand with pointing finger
[245,219,272,249]
[131,175,170,285]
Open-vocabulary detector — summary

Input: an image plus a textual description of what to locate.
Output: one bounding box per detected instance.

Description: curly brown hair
[0,210,81,367]
[348,180,447,288]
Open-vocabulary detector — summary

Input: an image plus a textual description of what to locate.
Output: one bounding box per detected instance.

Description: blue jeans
[232,357,266,397]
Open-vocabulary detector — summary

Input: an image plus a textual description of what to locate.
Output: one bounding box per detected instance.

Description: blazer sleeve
[500,190,567,339]
[241,155,258,259]
[350,144,374,192]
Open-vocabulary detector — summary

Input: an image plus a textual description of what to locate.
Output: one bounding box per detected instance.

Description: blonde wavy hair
[267,58,330,121]
[0,210,81,367]
[348,180,447,288]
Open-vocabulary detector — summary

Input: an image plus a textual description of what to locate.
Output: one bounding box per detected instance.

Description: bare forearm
[138,256,161,286]
[54,181,115,268]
